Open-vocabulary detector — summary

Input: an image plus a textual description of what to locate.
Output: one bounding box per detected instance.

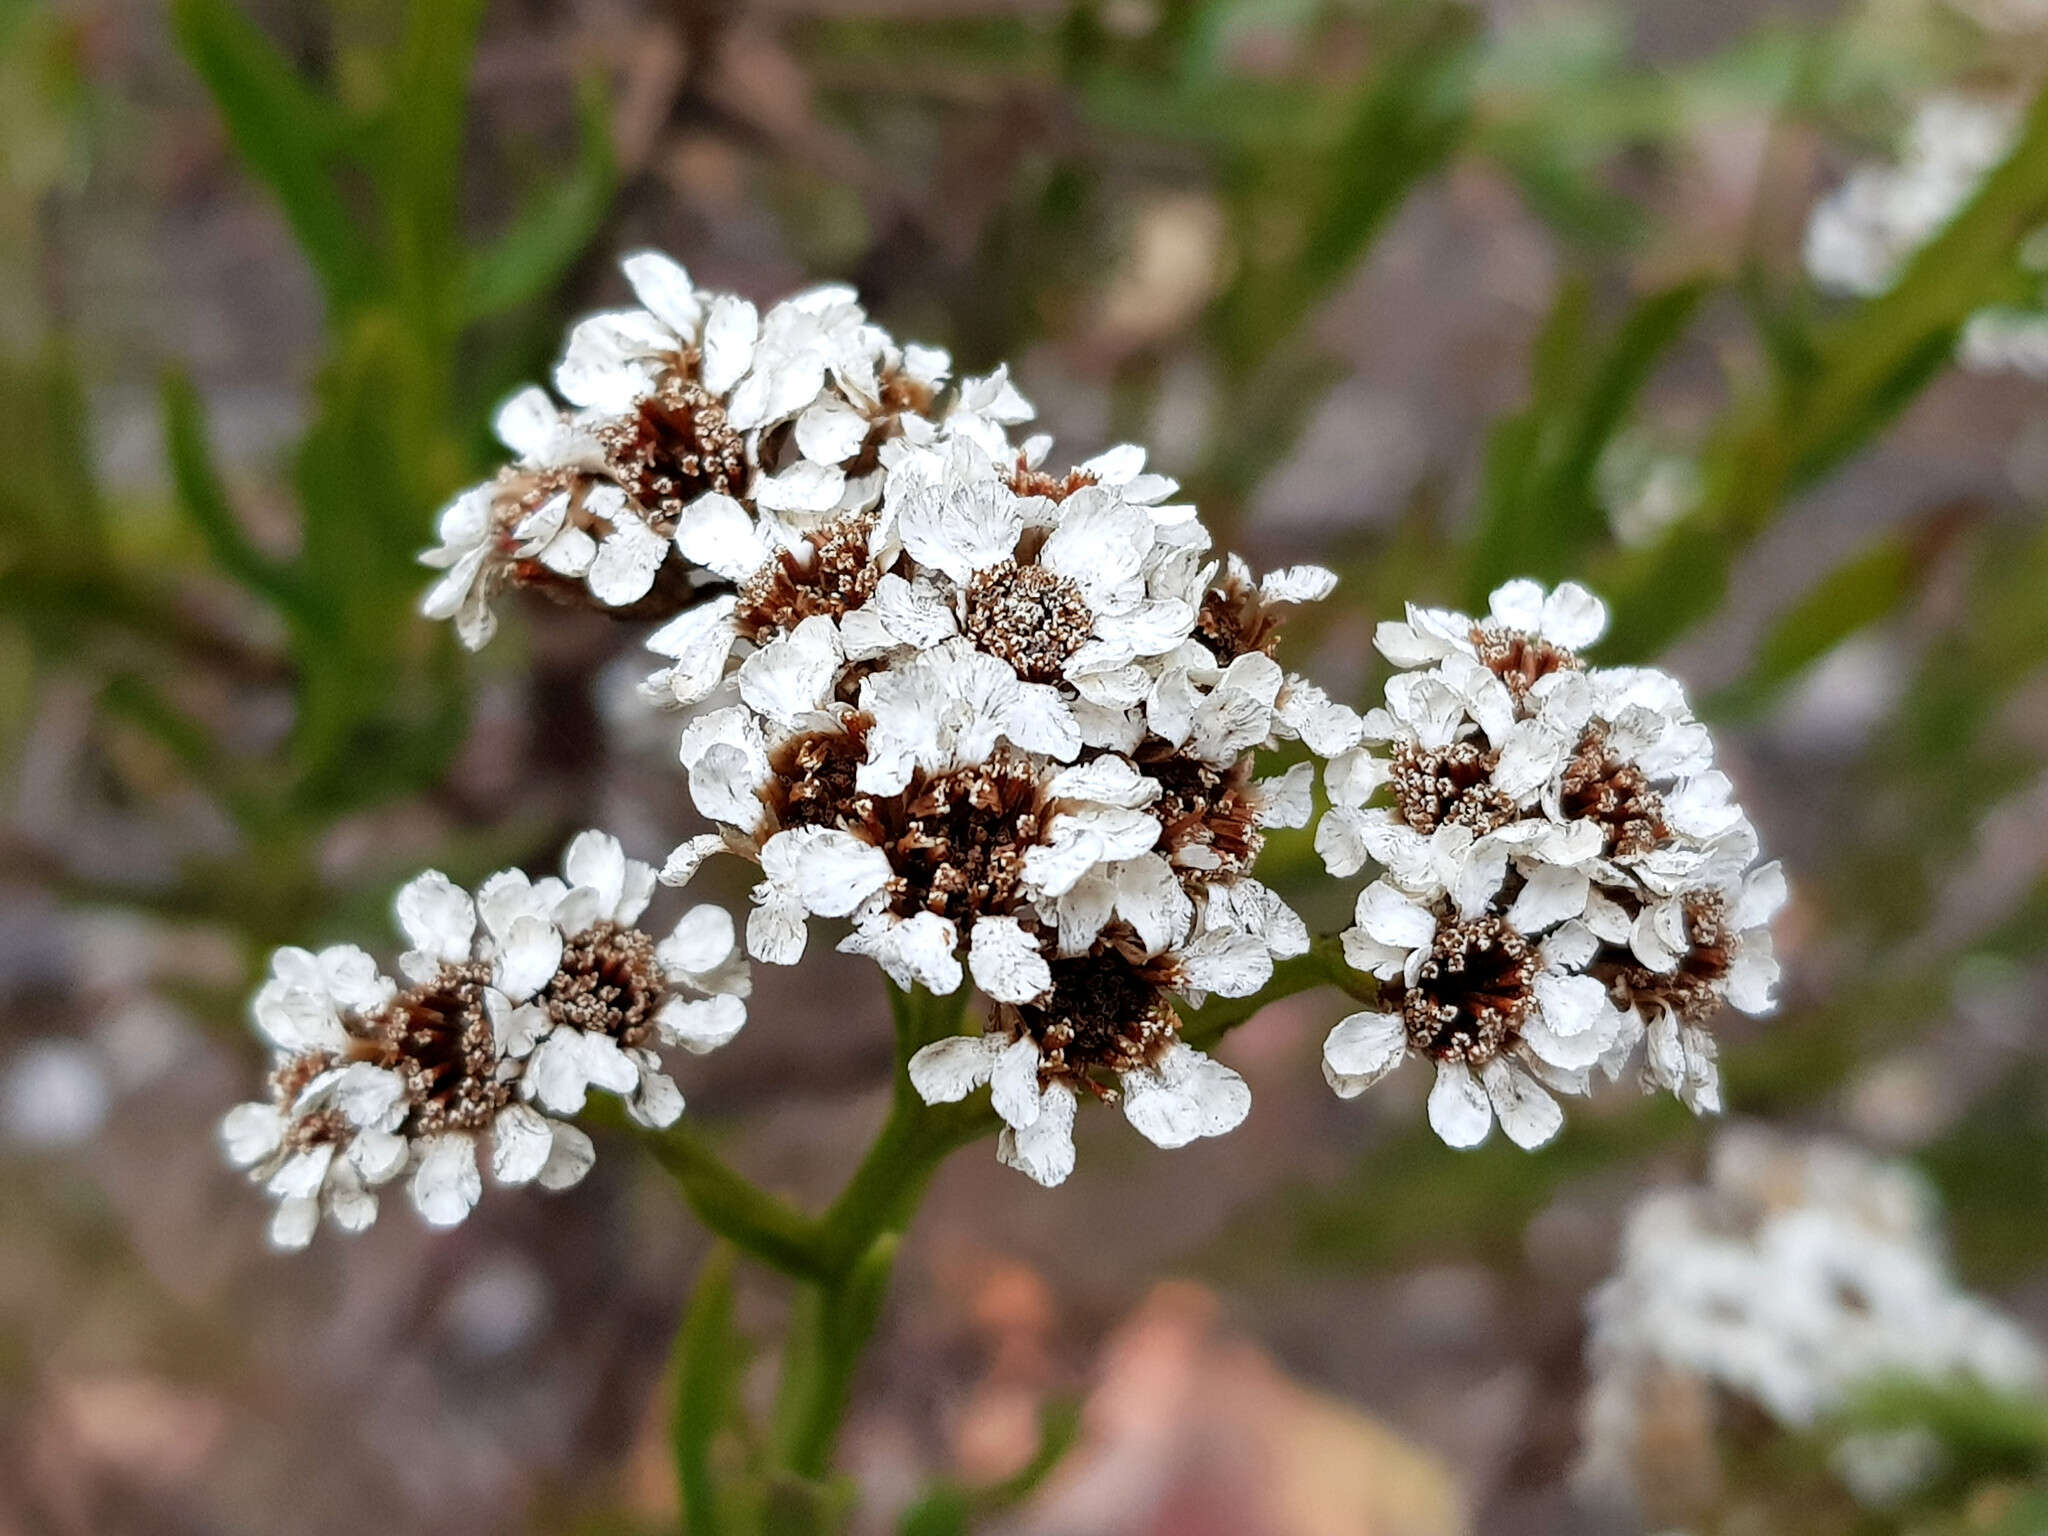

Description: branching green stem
[638,939,1371,1529]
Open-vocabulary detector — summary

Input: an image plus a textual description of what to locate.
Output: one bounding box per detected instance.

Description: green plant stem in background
[636,947,1377,1530]
[1602,77,2048,660]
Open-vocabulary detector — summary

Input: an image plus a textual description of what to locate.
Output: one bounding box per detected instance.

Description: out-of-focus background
[9,0,2048,1531]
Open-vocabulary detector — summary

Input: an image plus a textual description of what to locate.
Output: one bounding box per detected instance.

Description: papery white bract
[1316,579,1783,1146]
[221,833,747,1244]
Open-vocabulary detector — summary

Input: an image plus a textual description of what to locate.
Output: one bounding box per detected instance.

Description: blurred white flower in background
[1576,1126,2043,1522]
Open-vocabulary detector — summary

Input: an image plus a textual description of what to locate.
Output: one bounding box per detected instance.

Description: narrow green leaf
[674,1244,741,1536]
[160,370,313,624]
[171,0,380,310]
[1603,77,2048,660]
[383,0,486,336]
[1710,527,1940,716]
[1466,277,1707,601]
[459,75,617,324]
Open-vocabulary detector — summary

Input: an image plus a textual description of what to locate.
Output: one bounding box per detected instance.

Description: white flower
[1319,577,1782,1122]
[1324,880,1627,1149]
[1805,96,2019,301]
[225,833,746,1243]
[1576,1128,2045,1519]
[908,1017,1247,1189]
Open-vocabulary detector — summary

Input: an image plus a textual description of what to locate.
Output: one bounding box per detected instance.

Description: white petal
[658,993,748,1053]
[396,871,475,966]
[324,1167,379,1234]
[494,913,564,1004]
[587,520,670,606]
[1256,761,1315,829]
[493,385,564,462]
[1540,582,1607,648]
[1322,1011,1407,1087]
[840,911,963,995]
[660,904,738,978]
[1487,579,1546,632]
[1046,755,1160,809]
[410,1134,483,1226]
[219,1102,285,1167]
[990,1034,1046,1129]
[491,1102,555,1185]
[737,615,843,726]
[755,459,847,515]
[699,294,760,394]
[1355,880,1436,950]
[1507,863,1589,933]
[348,1129,408,1185]
[526,1033,592,1115]
[621,250,704,337]
[1004,684,1082,762]
[628,1067,686,1128]
[908,1035,999,1104]
[674,492,769,583]
[1120,1045,1249,1148]
[996,1085,1077,1187]
[1483,1058,1563,1149]
[796,398,871,464]
[968,916,1053,1004]
[660,834,730,890]
[1111,854,1192,954]
[760,826,891,917]
[268,1196,320,1250]
[1427,1061,1493,1148]
[1260,564,1338,604]
[537,1121,596,1190]
[1734,861,1789,931]
[747,886,810,965]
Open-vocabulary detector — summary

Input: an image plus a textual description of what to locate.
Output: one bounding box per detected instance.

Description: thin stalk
[627,1111,829,1280]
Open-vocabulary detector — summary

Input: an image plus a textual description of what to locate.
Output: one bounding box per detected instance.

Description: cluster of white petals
[1805,94,2048,376]
[220,833,746,1246]
[428,253,1354,1185]
[1576,1127,2043,1515]
[1314,579,1783,1150]
[419,251,1030,648]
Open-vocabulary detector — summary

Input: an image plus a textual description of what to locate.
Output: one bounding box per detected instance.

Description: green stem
[625,1110,830,1280]
[672,1242,739,1536]
[642,948,1369,1528]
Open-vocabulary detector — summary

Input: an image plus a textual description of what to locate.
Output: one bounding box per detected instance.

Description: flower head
[220,833,747,1245]
[1576,1128,2043,1523]
[1316,579,1783,1145]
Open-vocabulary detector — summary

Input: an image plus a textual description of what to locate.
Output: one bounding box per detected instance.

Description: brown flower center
[597,372,745,530]
[769,720,873,833]
[1142,751,1264,878]
[1560,725,1668,859]
[1606,894,1732,1025]
[1008,453,1100,503]
[1388,741,1518,835]
[1471,623,1582,706]
[1195,576,1286,663]
[1392,916,1536,1067]
[962,562,1094,683]
[1003,945,1179,1095]
[373,961,509,1135]
[733,514,882,644]
[542,921,668,1050]
[878,757,1045,923]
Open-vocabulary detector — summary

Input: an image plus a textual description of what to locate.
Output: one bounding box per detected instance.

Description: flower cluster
[1805,93,2048,377]
[1313,580,1784,1149]
[1575,1127,2042,1520]
[419,252,1030,648]
[220,833,746,1246]
[418,251,1360,1186]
